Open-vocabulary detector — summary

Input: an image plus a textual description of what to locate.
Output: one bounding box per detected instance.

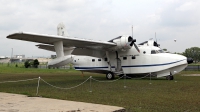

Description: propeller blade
[130,41,134,46]
[130,39,140,53]
[133,42,140,53]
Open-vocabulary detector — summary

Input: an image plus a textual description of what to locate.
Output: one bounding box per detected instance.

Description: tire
[119,74,124,78]
[170,75,174,80]
[166,75,174,80]
[166,75,170,80]
[106,72,115,80]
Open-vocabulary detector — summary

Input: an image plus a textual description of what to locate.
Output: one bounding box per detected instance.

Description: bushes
[33,59,39,68]
[24,59,40,68]
[24,61,30,68]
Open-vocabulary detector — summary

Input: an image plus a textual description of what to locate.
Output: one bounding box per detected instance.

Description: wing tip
[7,31,24,39]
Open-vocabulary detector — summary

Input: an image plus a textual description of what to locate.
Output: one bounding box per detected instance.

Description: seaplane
[7,23,193,80]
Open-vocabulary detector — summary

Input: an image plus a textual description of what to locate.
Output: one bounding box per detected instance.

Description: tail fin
[57,22,69,37]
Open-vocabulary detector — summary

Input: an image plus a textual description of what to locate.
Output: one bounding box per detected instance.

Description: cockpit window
[151,50,156,54]
[158,50,164,53]
[151,49,164,54]
[156,50,159,53]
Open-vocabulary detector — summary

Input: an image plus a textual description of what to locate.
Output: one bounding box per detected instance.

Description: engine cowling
[109,35,135,51]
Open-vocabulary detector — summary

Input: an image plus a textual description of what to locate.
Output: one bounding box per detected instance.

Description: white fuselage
[71,45,187,77]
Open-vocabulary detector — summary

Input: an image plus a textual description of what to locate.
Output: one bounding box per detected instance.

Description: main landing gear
[166,75,174,80]
[106,72,115,80]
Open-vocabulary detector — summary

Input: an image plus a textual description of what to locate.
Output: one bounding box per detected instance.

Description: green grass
[0,65,200,112]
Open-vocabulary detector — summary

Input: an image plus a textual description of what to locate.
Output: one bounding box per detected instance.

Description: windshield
[151,49,164,54]
[158,50,164,53]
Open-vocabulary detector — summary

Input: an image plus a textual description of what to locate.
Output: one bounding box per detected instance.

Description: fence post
[36,77,41,96]
[89,76,92,92]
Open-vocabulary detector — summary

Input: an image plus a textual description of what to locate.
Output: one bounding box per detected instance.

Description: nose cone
[187,58,193,64]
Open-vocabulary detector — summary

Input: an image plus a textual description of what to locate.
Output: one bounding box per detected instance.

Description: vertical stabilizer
[57,22,69,37]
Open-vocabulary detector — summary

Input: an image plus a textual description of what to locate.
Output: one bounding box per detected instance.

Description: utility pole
[132,25,133,38]
[11,48,13,63]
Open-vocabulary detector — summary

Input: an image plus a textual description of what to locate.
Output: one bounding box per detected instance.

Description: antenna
[155,32,157,42]
[132,25,133,38]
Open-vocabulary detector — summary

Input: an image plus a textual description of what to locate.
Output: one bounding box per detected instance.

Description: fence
[0,75,127,96]
[185,65,200,71]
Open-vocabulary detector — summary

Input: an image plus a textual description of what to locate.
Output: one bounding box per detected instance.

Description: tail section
[57,22,69,37]
[48,55,74,67]
[55,22,72,58]
[47,22,74,67]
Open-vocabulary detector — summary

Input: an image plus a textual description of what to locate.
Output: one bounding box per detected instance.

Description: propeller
[130,25,140,53]
[130,38,140,53]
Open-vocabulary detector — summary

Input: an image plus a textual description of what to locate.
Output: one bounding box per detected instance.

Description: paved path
[0,92,125,112]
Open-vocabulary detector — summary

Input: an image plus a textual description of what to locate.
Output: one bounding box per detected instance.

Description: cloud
[175,1,198,11]
[0,0,200,57]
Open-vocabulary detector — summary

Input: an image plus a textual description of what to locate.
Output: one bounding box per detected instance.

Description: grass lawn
[0,65,200,112]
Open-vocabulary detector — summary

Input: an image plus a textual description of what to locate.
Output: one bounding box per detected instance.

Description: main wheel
[106,72,115,80]
[166,75,174,80]
[170,75,174,80]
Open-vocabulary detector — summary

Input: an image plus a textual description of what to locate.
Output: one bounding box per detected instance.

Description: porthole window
[132,56,135,59]
[123,57,127,60]
[92,59,95,62]
[98,59,101,61]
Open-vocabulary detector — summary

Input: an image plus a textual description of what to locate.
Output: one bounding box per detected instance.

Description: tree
[33,59,39,68]
[163,48,167,51]
[182,47,200,63]
[24,60,30,68]
[24,59,40,68]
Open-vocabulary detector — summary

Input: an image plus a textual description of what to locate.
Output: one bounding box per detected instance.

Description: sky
[0,0,200,57]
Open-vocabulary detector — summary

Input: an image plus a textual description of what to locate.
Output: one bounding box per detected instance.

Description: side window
[151,50,156,54]
[98,59,101,61]
[123,57,127,60]
[92,59,95,62]
[104,58,107,61]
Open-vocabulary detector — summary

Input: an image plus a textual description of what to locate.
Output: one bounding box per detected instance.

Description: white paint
[7,23,188,79]
[53,41,64,58]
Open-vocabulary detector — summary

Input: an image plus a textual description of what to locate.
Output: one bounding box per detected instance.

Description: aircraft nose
[187,58,193,64]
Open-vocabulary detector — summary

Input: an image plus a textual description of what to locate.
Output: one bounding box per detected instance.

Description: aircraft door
[116,58,122,72]
[115,51,122,72]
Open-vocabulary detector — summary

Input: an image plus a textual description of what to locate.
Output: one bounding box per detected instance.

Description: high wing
[7,32,116,51]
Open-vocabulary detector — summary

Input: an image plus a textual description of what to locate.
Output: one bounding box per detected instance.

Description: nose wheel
[106,72,115,80]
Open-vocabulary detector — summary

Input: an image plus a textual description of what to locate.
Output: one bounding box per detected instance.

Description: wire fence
[0,78,39,84]
[0,74,155,96]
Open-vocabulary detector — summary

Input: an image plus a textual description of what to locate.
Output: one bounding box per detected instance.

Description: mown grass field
[0,64,200,112]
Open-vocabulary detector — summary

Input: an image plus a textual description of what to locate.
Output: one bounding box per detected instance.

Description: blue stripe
[74,59,186,70]
[75,66,108,69]
[122,59,186,68]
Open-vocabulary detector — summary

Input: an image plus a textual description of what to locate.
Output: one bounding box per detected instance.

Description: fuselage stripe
[74,59,186,70]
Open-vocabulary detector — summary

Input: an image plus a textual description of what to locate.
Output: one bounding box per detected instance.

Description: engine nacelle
[109,35,134,51]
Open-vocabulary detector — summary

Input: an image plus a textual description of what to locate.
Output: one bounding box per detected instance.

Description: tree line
[24,59,40,68]
[181,47,200,63]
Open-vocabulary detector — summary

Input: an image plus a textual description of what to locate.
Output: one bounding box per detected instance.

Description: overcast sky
[0,0,200,57]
